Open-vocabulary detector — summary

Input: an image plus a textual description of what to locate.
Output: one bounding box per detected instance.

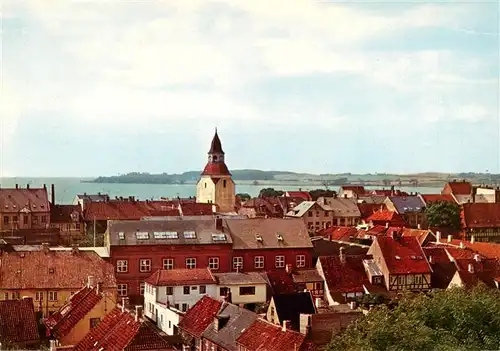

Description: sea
[0,178,442,205]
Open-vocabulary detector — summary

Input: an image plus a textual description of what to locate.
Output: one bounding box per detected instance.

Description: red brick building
[106,218,233,304]
[224,218,314,272]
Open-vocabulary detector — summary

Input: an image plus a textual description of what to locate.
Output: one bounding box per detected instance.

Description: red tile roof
[369,189,409,196]
[367,210,407,227]
[0,250,116,289]
[83,200,181,221]
[179,203,214,216]
[74,307,176,351]
[178,296,222,338]
[44,286,103,339]
[401,228,434,245]
[319,255,370,294]
[357,203,386,219]
[422,247,450,264]
[462,203,500,228]
[0,188,50,214]
[145,268,216,286]
[0,297,40,346]
[50,204,81,224]
[444,181,472,195]
[285,192,313,201]
[266,270,297,295]
[236,319,306,351]
[375,236,432,275]
[201,163,231,176]
[420,194,456,205]
[317,226,358,241]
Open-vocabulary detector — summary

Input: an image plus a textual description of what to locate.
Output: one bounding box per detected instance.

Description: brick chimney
[282,320,291,332]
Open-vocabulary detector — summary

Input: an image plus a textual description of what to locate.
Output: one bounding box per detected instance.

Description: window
[136,232,149,240]
[118,284,128,296]
[239,286,256,296]
[11,292,20,300]
[308,211,313,217]
[90,318,100,329]
[140,283,145,296]
[208,257,219,270]
[163,258,174,270]
[200,285,206,294]
[35,292,44,301]
[182,303,188,312]
[186,258,196,269]
[116,260,128,273]
[41,216,47,223]
[204,183,207,188]
[3,293,8,300]
[48,291,58,301]
[398,276,405,285]
[233,257,243,271]
[183,286,190,295]
[220,287,229,297]
[32,216,38,224]
[415,275,423,284]
[154,231,178,239]
[254,256,264,269]
[118,232,125,240]
[296,255,306,268]
[3,216,9,225]
[223,180,227,188]
[23,216,28,225]
[139,259,151,272]
[166,287,173,295]
[183,231,196,239]
[275,256,285,268]
[212,233,226,242]
[12,216,18,223]
[174,304,180,310]
[314,282,323,290]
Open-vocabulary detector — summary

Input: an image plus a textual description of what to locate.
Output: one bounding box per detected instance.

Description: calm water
[0,178,441,204]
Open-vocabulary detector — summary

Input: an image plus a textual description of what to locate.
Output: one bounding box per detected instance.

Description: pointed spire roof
[208,128,224,154]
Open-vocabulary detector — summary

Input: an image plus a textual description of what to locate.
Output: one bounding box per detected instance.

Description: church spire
[208,128,224,154]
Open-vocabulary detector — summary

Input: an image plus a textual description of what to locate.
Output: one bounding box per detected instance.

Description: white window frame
[275,255,285,268]
[140,283,145,296]
[183,231,196,239]
[118,232,125,240]
[136,231,149,240]
[117,284,128,297]
[35,291,44,301]
[139,259,152,273]
[48,291,58,301]
[233,257,243,271]
[208,257,219,270]
[296,255,306,268]
[163,258,174,270]
[116,260,128,273]
[254,256,264,269]
[186,258,196,269]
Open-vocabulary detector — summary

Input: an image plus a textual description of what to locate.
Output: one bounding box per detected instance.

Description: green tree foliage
[236,193,251,202]
[259,188,284,198]
[309,189,337,201]
[328,286,500,351]
[425,201,462,229]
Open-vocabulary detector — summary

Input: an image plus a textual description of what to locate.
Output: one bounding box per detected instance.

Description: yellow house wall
[59,295,117,346]
[196,177,216,204]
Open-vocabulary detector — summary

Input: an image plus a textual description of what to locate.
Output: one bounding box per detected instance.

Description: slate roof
[286,201,318,218]
[374,236,432,275]
[236,319,306,351]
[225,218,313,250]
[0,297,40,346]
[178,296,223,338]
[462,203,500,228]
[74,307,176,351]
[272,292,316,331]
[202,301,259,351]
[319,255,371,295]
[146,268,216,286]
[0,250,116,289]
[44,286,103,339]
[387,196,426,214]
[214,272,267,285]
[0,188,50,214]
[75,194,110,202]
[107,219,232,246]
[50,204,81,223]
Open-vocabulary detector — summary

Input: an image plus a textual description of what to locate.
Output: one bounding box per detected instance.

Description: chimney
[468,263,474,273]
[135,305,143,322]
[459,241,465,249]
[417,223,421,230]
[471,235,475,244]
[43,184,47,190]
[315,298,322,309]
[121,297,130,312]
[285,264,292,274]
[282,320,291,332]
[435,231,441,243]
[87,276,95,288]
[15,184,18,189]
[474,254,481,262]
[51,184,55,205]
[339,247,346,264]
[26,184,30,189]
[49,340,57,351]
[41,242,50,253]
[215,217,223,231]
[349,301,357,310]
[385,222,389,229]
[97,282,102,294]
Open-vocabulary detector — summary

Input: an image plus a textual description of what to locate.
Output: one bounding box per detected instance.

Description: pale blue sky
[1,0,499,177]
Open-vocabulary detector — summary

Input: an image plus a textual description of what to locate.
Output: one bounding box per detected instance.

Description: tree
[328,285,500,351]
[259,188,284,198]
[425,201,461,229]
[236,193,251,202]
[309,189,337,201]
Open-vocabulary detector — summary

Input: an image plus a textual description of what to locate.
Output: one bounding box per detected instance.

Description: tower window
[213,155,218,161]
[204,183,207,188]
[223,180,227,188]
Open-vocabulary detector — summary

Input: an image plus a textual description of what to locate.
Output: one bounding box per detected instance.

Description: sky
[1,0,499,177]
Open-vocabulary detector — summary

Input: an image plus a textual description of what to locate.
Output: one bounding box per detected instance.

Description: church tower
[196,129,235,213]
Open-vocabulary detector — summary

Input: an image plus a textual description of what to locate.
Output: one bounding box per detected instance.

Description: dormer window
[276,233,284,241]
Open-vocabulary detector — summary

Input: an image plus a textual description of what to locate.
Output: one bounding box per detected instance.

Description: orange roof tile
[236,319,306,351]
[462,203,500,228]
[420,194,456,205]
[145,268,216,286]
[0,297,40,346]
[178,296,223,338]
[375,236,431,275]
[319,255,370,294]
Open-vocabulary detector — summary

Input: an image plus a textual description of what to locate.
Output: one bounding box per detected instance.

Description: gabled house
[44,278,116,346]
[286,201,333,232]
[266,292,316,331]
[0,186,51,231]
[447,256,500,289]
[72,305,179,351]
[224,218,314,272]
[317,197,361,227]
[368,234,432,292]
[418,194,457,206]
[461,203,500,242]
[441,180,473,204]
[0,297,40,349]
[401,228,436,245]
[143,268,218,335]
[384,195,426,228]
[73,193,110,210]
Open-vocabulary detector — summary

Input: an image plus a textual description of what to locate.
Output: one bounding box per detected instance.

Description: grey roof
[214,272,267,285]
[318,197,361,218]
[107,219,232,246]
[362,259,383,276]
[291,269,323,284]
[285,201,317,217]
[202,302,258,351]
[387,196,426,214]
[224,218,313,250]
[356,195,387,205]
